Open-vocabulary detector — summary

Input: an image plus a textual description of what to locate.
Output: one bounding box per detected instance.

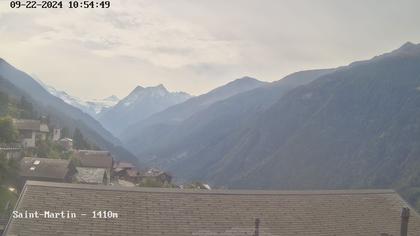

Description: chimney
[253,218,260,236]
[401,207,410,236]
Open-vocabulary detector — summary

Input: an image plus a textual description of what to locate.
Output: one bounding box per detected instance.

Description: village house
[18,157,76,190]
[13,119,49,148]
[143,168,172,184]
[73,150,113,184]
[113,161,136,173]
[113,164,172,186]
[112,161,137,181]
[4,182,420,236]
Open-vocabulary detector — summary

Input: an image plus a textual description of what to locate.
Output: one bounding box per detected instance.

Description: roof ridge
[24,181,396,196]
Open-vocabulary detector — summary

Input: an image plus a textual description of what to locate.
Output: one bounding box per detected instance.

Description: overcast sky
[0,0,419,99]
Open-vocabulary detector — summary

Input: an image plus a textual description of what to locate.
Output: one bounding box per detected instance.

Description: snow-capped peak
[90,95,120,107]
[97,84,192,134]
[39,82,120,117]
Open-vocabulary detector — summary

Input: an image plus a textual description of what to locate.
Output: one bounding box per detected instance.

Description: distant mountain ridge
[121,69,334,167]
[98,84,192,136]
[121,76,269,154]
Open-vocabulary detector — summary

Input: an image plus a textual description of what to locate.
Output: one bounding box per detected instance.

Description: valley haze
[2,1,420,235]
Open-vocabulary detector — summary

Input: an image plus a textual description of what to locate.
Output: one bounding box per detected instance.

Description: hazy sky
[0,0,419,99]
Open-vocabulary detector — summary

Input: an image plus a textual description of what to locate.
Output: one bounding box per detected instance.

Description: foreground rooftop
[5,181,420,235]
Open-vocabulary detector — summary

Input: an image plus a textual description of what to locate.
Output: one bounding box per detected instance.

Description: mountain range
[40,81,193,136]
[118,42,420,208]
[120,70,334,170]
[121,76,269,155]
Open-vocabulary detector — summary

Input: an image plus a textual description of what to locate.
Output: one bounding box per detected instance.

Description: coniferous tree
[61,127,69,139]
[0,117,17,143]
[0,153,18,185]
[0,91,9,116]
[19,96,34,119]
[72,128,91,150]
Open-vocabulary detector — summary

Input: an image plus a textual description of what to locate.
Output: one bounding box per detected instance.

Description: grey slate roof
[73,150,113,169]
[19,157,71,180]
[5,181,420,236]
[13,119,49,132]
